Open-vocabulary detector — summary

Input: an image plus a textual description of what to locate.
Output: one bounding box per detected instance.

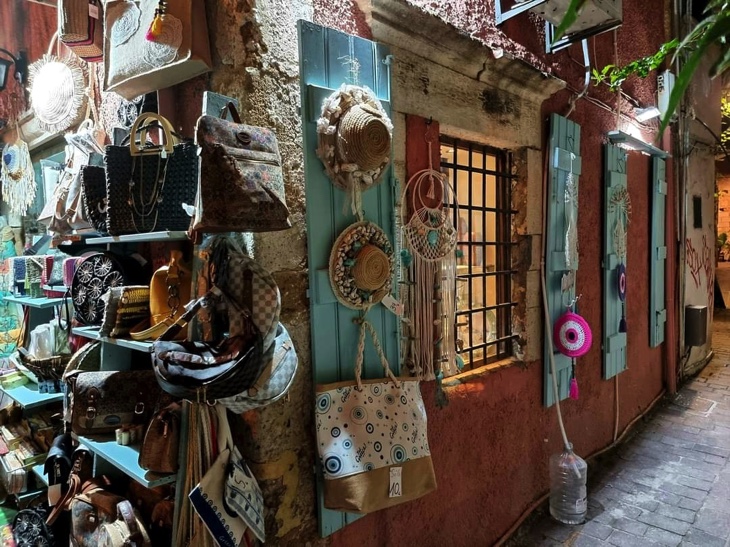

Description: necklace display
[128,152,170,233]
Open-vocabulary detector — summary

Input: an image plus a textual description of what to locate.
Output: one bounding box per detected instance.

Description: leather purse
[192,103,291,235]
[69,370,163,435]
[139,402,181,474]
[151,289,264,401]
[99,286,151,338]
[130,251,191,341]
[44,433,74,487]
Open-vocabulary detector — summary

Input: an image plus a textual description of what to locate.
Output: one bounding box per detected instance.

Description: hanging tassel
[619,302,627,333]
[435,371,449,408]
[569,359,579,400]
[146,1,167,41]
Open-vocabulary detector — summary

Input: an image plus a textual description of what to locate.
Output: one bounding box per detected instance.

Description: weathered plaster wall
[719,176,730,237]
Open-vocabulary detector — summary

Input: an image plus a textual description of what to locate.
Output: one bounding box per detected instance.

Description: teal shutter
[298,21,399,537]
[650,157,667,347]
[544,114,582,407]
[603,144,628,378]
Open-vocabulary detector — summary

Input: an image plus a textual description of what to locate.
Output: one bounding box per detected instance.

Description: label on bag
[88,3,100,18]
[389,467,402,498]
[382,294,403,316]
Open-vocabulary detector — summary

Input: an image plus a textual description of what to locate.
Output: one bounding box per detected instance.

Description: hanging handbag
[69,370,163,435]
[42,252,71,296]
[130,250,191,341]
[192,102,291,235]
[139,402,181,474]
[44,433,74,488]
[81,165,108,234]
[189,404,264,547]
[59,0,104,62]
[99,286,151,338]
[315,320,437,513]
[104,113,198,235]
[150,288,264,401]
[219,322,298,413]
[104,0,212,99]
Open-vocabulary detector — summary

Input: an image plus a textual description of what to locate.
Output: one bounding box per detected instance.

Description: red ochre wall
[319,1,675,546]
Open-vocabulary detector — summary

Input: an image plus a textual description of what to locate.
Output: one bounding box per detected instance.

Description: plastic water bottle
[549,445,588,524]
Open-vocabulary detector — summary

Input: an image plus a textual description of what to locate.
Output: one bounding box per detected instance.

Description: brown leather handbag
[191,103,291,235]
[139,402,181,474]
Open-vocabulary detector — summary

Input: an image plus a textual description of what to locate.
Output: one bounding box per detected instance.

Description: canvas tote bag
[104,0,211,100]
[315,320,437,513]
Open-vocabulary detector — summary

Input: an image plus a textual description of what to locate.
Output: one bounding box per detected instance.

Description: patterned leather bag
[105,113,197,235]
[69,370,163,435]
[192,102,291,235]
[139,402,181,474]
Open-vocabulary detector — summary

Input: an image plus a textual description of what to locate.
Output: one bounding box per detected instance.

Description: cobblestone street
[513,311,730,547]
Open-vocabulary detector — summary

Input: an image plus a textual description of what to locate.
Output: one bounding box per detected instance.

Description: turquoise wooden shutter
[544,114,581,407]
[603,144,628,378]
[298,21,399,537]
[650,157,667,347]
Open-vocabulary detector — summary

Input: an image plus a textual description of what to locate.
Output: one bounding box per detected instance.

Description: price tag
[89,2,100,19]
[381,294,403,316]
[388,467,402,498]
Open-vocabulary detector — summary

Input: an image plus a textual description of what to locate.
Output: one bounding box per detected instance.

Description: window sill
[443,357,523,387]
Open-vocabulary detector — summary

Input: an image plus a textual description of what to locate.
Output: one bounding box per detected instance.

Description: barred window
[441,137,514,369]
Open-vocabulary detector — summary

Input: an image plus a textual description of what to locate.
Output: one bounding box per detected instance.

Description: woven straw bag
[59,0,104,62]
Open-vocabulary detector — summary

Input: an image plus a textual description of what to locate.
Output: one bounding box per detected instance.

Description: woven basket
[18,350,71,381]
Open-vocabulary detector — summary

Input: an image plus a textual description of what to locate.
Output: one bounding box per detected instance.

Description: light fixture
[607,130,669,158]
[0,49,28,92]
[635,106,661,122]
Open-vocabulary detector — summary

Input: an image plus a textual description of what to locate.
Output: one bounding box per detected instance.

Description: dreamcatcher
[400,136,459,401]
[609,185,632,332]
[1,138,36,217]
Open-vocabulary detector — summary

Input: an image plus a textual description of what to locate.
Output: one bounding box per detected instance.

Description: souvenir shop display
[1,138,36,217]
[104,0,212,99]
[191,102,291,234]
[59,0,104,62]
[104,113,198,235]
[28,34,87,134]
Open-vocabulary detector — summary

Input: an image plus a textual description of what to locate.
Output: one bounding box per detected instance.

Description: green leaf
[552,0,589,42]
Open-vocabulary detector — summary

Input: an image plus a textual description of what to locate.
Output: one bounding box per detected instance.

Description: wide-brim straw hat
[329,221,394,310]
[28,37,87,134]
[317,84,393,192]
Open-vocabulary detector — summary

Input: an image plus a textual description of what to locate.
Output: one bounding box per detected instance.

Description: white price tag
[389,467,402,498]
[381,294,403,316]
[89,3,100,19]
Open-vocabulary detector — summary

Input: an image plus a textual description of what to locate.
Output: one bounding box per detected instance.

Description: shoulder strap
[219,102,242,124]
[117,500,146,545]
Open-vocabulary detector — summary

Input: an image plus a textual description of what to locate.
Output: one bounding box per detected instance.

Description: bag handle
[117,500,145,544]
[353,318,400,391]
[155,292,209,342]
[129,113,176,156]
[219,102,242,124]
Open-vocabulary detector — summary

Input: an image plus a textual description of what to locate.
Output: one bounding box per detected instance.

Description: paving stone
[693,444,730,458]
[637,513,691,535]
[693,508,730,538]
[541,522,574,542]
[607,529,662,547]
[704,454,727,465]
[644,527,683,546]
[573,533,610,547]
[659,482,708,502]
[656,503,697,524]
[673,465,718,482]
[677,498,703,512]
[675,475,715,492]
[581,521,614,540]
[661,436,697,449]
[682,527,726,547]
[611,517,648,536]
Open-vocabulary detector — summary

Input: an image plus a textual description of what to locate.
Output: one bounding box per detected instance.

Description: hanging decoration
[564,153,579,273]
[316,84,393,218]
[554,298,592,401]
[400,134,459,385]
[1,138,36,217]
[609,185,632,333]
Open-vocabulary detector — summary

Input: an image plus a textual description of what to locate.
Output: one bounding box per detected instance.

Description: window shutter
[298,20,399,537]
[544,114,582,407]
[650,156,667,347]
[603,144,628,378]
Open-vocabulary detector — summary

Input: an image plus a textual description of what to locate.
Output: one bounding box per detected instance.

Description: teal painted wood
[603,144,628,379]
[544,114,582,407]
[650,157,667,347]
[298,20,399,537]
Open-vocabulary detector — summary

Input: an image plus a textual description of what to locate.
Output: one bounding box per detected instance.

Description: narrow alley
[513,310,730,547]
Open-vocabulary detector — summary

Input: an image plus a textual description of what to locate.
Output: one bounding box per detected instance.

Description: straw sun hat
[317,84,393,192]
[329,221,394,310]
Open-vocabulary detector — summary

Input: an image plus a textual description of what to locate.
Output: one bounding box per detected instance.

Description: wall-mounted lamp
[607,130,669,159]
[635,106,661,123]
[0,49,28,92]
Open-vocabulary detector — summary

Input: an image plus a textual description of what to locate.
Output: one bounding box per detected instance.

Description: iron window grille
[441,136,516,369]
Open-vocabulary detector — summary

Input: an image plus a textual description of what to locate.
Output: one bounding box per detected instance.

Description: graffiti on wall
[686,234,714,304]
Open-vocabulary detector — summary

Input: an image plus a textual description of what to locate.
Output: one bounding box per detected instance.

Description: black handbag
[81,165,109,234]
[104,113,197,235]
[151,289,264,401]
[44,433,74,487]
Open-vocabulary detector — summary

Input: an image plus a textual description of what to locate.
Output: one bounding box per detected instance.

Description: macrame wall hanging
[1,136,36,217]
[400,131,459,403]
[609,185,632,332]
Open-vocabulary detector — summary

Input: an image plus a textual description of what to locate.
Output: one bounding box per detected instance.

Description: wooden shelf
[72,327,153,353]
[0,383,63,410]
[73,434,176,488]
[3,295,64,308]
[86,231,189,244]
